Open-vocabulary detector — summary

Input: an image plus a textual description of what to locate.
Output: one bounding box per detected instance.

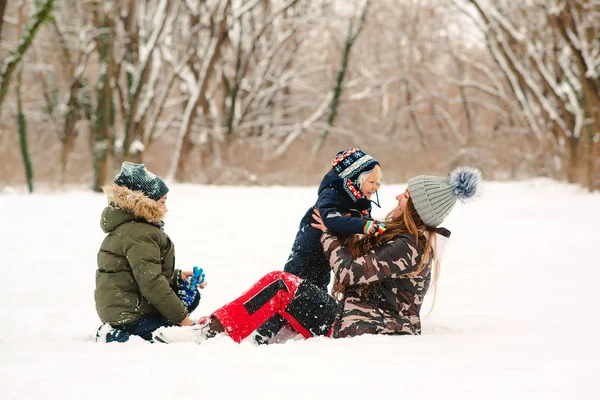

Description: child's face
[360,169,382,199]
[157,194,168,213]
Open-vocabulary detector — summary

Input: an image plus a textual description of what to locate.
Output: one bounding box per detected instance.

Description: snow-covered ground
[1,179,598,399]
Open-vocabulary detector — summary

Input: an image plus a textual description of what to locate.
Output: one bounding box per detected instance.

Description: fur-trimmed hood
[101,184,166,230]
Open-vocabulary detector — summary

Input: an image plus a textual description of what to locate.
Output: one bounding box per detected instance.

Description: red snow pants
[211,271,340,343]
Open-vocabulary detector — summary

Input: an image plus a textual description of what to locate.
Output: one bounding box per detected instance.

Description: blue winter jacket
[283,170,373,290]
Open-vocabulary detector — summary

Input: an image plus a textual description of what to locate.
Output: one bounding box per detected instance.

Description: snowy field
[0,178,599,399]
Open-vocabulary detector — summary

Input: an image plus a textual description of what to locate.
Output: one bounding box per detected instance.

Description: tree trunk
[91,13,115,192]
[311,0,370,157]
[60,135,76,185]
[92,75,113,192]
[592,140,600,190]
[565,137,583,185]
[0,0,8,41]
[175,126,196,182]
[406,79,428,150]
[16,68,33,193]
[585,127,597,191]
[60,79,84,184]
[0,0,55,110]
[168,0,230,182]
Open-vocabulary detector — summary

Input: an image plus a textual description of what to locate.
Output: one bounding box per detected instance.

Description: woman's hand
[311,208,327,232]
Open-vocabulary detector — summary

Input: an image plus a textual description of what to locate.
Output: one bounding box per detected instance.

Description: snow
[0,178,599,399]
[128,139,146,155]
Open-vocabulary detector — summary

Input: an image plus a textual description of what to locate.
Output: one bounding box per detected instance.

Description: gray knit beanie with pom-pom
[407,166,481,227]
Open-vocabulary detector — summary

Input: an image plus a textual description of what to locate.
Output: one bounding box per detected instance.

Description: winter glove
[192,266,206,287]
[178,266,206,308]
[364,220,386,236]
[374,222,386,236]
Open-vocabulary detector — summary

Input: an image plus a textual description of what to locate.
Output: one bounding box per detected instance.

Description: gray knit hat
[114,162,169,201]
[407,166,481,227]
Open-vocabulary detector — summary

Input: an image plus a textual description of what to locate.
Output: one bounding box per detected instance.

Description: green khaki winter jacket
[95,184,188,326]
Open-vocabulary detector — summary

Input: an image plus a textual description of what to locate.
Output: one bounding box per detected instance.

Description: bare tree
[16,4,33,192]
[0,0,54,110]
[165,0,335,182]
[0,0,8,41]
[117,0,178,164]
[1,0,595,189]
[460,0,600,189]
[40,1,96,183]
[57,0,187,189]
[224,0,333,159]
[311,0,370,156]
[166,0,231,181]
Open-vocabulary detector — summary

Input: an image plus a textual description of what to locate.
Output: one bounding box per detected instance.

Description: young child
[284,148,384,290]
[255,148,384,343]
[94,162,205,343]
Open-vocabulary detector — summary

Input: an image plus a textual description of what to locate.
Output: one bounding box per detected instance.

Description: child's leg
[119,315,176,342]
[96,323,131,343]
[211,271,339,343]
[254,314,287,344]
[103,295,197,343]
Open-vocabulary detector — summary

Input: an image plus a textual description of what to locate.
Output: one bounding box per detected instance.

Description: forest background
[0,0,598,191]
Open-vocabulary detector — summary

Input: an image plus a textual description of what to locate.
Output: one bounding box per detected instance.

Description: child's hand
[179,316,196,326]
[181,270,194,281]
[364,221,386,236]
[177,267,206,307]
[181,267,206,287]
[373,222,386,236]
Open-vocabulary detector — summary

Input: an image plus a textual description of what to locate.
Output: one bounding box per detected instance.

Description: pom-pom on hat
[331,148,379,182]
[114,162,169,201]
[407,166,481,227]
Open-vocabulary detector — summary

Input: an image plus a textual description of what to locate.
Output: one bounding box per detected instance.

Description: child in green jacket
[94,162,204,343]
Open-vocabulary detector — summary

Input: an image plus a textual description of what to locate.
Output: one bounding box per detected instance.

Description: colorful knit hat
[331,148,379,182]
[114,162,169,201]
[407,166,481,227]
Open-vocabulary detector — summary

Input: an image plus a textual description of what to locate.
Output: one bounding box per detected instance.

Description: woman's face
[392,189,410,219]
[360,169,382,200]
[157,194,168,213]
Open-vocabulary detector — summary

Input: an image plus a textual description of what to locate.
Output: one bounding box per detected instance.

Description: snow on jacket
[321,230,438,337]
[284,169,373,290]
[94,184,187,326]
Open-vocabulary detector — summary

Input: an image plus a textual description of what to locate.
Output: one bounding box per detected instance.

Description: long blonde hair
[343,196,441,308]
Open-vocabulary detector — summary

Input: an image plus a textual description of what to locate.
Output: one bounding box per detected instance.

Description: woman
[154,166,481,343]
[95,162,204,343]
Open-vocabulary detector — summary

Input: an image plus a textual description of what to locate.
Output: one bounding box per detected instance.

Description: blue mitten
[178,267,205,308]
